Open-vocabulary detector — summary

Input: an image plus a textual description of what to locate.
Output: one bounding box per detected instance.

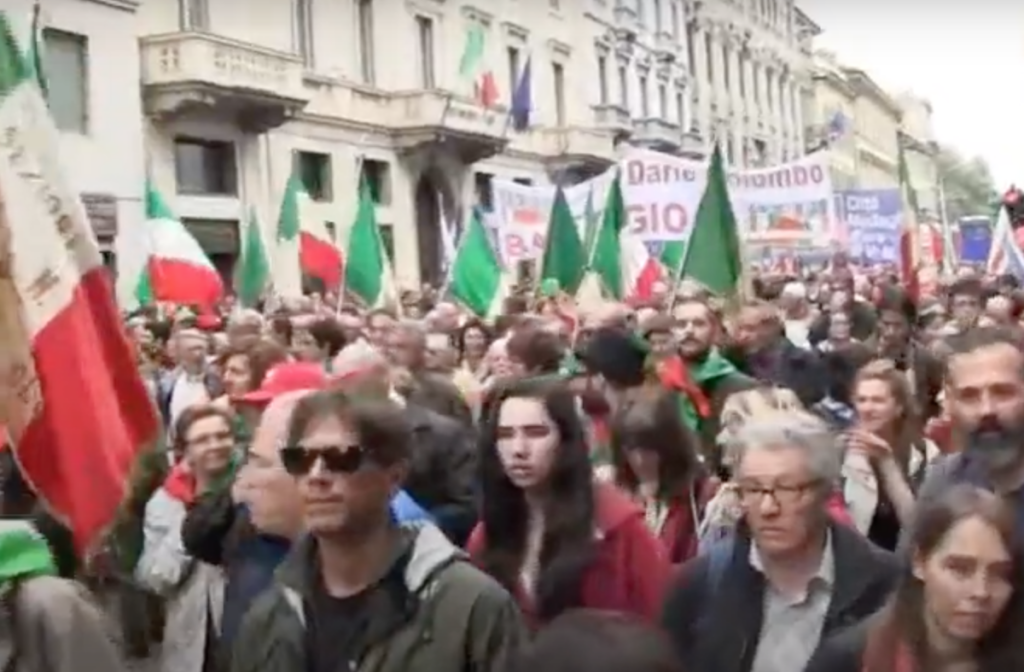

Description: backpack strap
[704,537,735,597]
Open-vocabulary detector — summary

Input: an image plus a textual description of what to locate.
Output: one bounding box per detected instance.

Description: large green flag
[236,207,270,307]
[539,187,586,294]
[588,173,626,299]
[344,178,394,307]
[449,209,510,318]
[681,143,743,297]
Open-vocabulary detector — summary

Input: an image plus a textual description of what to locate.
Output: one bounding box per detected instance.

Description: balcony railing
[141,32,307,103]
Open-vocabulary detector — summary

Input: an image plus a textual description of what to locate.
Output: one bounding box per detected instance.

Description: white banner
[491,148,837,263]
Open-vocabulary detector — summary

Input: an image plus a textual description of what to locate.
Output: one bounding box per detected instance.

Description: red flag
[0,31,158,553]
[897,136,920,300]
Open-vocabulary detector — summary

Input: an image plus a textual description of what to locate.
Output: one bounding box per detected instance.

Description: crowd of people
[3,261,1024,672]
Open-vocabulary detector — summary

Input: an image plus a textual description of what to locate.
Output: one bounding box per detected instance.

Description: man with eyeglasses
[230,389,524,672]
[661,411,897,672]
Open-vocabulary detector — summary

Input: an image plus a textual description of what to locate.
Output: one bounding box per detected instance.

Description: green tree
[936,144,1000,220]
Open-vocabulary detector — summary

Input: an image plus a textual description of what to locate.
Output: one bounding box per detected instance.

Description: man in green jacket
[230,388,524,672]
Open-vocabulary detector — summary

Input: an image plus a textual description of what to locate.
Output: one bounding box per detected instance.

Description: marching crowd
[3,262,1024,672]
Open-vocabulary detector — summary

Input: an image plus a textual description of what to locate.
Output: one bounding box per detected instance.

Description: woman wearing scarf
[136,405,236,672]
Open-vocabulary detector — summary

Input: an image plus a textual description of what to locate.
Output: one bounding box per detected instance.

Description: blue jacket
[391,490,434,523]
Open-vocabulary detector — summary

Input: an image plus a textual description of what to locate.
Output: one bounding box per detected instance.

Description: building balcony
[613,4,640,40]
[679,129,705,159]
[632,118,682,153]
[534,127,618,182]
[390,90,508,165]
[593,104,633,140]
[140,32,309,133]
[653,31,677,62]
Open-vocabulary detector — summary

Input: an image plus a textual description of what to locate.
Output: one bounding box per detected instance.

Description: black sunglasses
[279,445,370,476]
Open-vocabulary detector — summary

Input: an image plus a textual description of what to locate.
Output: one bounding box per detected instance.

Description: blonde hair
[852,358,920,457]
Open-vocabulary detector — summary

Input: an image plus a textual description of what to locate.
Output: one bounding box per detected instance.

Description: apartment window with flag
[360,160,392,205]
[617,62,628,107]
[42,29,89,134]
[294,0,314,67]
[507,47,521,97]
[416,16,435,88]
[596,52,609,104]
[474,173,494,210]
[295,151,332,202]
[553,62,566,125]
[179,0,209,30]
[638,74,649,117]
[174,137,238,196]
[357,0,375,84]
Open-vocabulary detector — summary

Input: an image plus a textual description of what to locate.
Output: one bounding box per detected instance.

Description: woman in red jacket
[467,376,671,627]
[610,387,717,564]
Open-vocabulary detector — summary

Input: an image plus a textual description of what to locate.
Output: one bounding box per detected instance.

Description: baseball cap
[237,362,328,406]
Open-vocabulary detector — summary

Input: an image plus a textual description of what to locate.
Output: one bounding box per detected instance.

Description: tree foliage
[935,144,1000,220]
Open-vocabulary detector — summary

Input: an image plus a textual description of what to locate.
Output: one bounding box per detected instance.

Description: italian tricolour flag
[0,13,158,551]
[459,23,498,108]
[277,173,343,293]
[134,182,224,309]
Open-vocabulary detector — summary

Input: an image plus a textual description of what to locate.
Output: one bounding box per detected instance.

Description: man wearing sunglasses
[332,344,478,546]
[230,389,525,672]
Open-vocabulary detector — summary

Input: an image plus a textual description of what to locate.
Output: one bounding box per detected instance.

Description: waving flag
[987,205,1024,278]
[0,13,158,552]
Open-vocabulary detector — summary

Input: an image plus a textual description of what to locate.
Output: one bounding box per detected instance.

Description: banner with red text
[491,148,837,264]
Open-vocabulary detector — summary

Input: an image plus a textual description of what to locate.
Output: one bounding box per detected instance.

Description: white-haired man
[661,411,897,672]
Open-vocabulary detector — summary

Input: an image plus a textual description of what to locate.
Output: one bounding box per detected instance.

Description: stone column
[792,79,806,154]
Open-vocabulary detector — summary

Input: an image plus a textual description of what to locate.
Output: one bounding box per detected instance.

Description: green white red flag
[0,13,158,552]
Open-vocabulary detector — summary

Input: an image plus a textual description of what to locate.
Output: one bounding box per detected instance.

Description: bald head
[250,390,311,462]
[332,341,391,397]
[585,302,631,330]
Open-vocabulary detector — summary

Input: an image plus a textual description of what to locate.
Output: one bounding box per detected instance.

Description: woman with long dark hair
[610,387,717,564]
[806,484,1024,672]
[466,377,670,627]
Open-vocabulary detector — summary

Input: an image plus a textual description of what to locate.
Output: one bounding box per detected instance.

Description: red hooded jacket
[466,482,670,627]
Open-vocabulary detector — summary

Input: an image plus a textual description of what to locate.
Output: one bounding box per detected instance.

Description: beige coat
[136,487,224,672]
[0,575,130,672]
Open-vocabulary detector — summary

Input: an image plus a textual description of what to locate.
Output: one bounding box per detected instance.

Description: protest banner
[836,189,902,264]
[490,148,837,263]
[957,215,991,265]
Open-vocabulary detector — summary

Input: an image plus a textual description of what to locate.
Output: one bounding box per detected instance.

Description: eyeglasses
[187,430,233,447]
[279,445,371,476]
[736,480,819,507]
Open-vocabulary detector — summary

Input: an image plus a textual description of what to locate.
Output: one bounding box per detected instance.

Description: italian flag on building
[459,23,498,107]
[134,181,224,309]
[0,13,158,551]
